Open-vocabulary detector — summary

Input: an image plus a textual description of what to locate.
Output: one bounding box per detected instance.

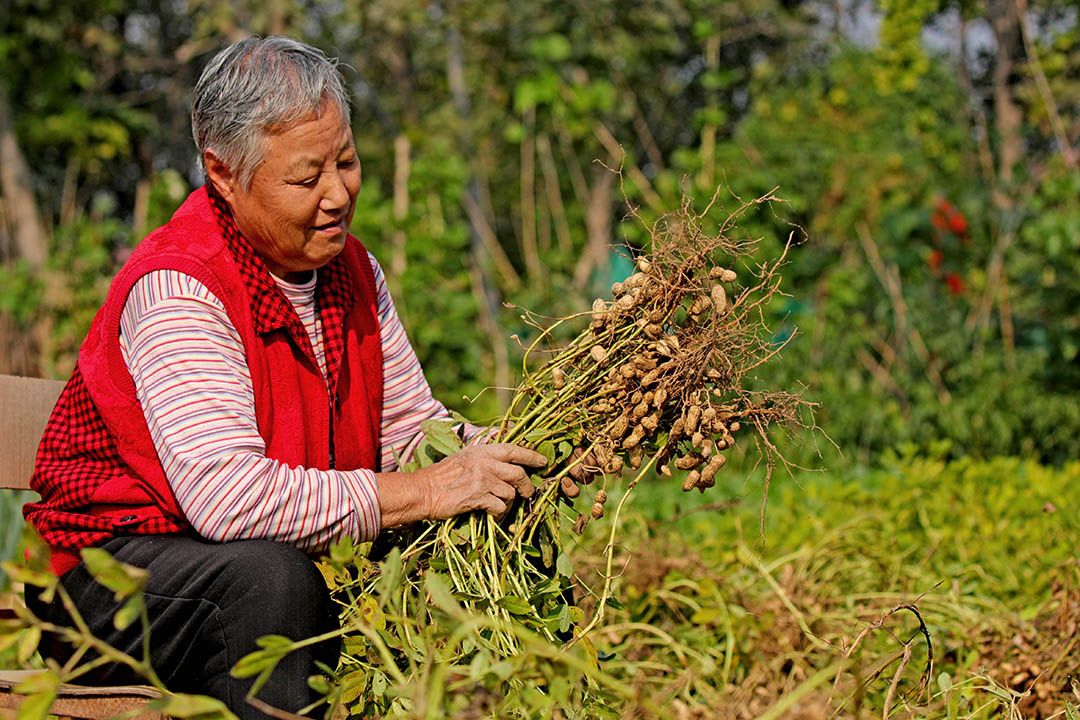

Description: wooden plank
[0,670,163,719]
[0,375,167,716]
[0,375,64,491]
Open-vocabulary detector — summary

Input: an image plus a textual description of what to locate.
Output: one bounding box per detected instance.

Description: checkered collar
[206,184,354,386]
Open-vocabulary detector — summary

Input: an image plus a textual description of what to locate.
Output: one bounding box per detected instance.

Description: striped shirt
[118,253,455,553]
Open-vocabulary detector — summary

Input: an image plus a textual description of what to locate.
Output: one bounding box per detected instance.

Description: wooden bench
[0,374,164,719]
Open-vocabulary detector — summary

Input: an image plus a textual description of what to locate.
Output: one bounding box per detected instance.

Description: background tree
[0,0,1076,459]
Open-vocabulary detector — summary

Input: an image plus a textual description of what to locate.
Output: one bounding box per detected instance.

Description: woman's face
[210,100,362,281]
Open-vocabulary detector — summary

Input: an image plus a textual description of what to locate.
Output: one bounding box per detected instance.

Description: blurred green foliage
[0,2,1076,473]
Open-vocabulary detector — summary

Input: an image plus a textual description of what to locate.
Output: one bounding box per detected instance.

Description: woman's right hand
[376,443,548,527]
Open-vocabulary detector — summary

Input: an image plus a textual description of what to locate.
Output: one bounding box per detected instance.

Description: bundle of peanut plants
[313,190,810,716]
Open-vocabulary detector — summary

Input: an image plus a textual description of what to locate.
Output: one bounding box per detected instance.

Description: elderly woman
[23,36,547,716]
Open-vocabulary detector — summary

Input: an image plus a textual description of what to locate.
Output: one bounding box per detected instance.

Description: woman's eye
[338,157,358,168]
[293,175,319,187]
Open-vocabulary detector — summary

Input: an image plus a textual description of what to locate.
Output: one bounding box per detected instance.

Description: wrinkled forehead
[256,101,356,173]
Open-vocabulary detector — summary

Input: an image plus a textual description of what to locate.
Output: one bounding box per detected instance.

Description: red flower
[932,197,968,238]
[948,212,968,236]
[928,249,944,270]
[945,272,965,295]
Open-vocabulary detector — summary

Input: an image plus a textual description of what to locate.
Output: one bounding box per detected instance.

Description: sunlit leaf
[555,552,573,577]
[13,671,58,720]
[230,635,294,679]
[495,595,532,616]
[1,563,55,589]
[80,548,147,600]
[420,419,463,457]
[113,596,143,631]
[16,626,41,664]
[370,671,387,698]
[424,573,462,618]
[690,607,723,625]
[148,692,238,720]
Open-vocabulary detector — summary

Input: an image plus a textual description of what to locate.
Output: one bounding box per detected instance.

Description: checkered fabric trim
[26,369,187,553]
[206,187,355,389]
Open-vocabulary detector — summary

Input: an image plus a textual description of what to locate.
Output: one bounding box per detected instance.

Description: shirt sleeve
[119,269,381,550]
[370,253,490,471]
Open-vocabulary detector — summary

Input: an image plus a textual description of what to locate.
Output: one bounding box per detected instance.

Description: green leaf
[488,661,514,680]
[495,595,533,616]
[691,607,723,625]
[448,410,472,425]
[13,671,58,720]
[370,671,387,698]
[356,595,385,632]
[329,536,355,567]
[514,79,541,113]
[113,596,143,631]
[256,635,295,651]
[1,563,55,589]
[230,635,294,679]
[503,121,524,144]
[555,552,573,577]
[1019,604,1040,621]
[530,578,563,597]
[540,537,554,569]
[339,669,367,704]
[424,573,463,618]
[420,419,463,457]
[530,34,572,62]
[545,603,571,635]
[307,674,330,695]
[418,442,440,467]
[149,693,238,720]
[16,626,41,664]
[80,547,147,600]
[375,548,403,602]
[537,440,556,464]
[0,629,24,654]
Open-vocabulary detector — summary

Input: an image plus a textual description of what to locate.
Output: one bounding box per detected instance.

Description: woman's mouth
[312,219,346,235]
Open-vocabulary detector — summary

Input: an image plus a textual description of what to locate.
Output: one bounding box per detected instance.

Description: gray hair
[192,36,351,189]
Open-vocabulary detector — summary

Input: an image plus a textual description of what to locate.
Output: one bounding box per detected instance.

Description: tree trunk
[446,18,512,407]
[0,89,46,377]
[0,90,48,268]
[573,168,616,291]
[989,0,1023,197]
[391,133,411,283]
[519,107,542,283]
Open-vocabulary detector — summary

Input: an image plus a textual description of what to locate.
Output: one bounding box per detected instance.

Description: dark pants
[25,536,339,719]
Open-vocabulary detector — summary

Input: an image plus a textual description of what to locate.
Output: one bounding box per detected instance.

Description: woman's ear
[203,151,238,204]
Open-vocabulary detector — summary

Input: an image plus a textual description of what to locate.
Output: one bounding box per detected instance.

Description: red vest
[25,188,383,575]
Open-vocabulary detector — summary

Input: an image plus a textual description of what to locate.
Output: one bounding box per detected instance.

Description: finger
[487,478,516,502]
[479,495,508,516]
[560,476,580,498]
[491,462,534,498]
[484,444,549,468]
